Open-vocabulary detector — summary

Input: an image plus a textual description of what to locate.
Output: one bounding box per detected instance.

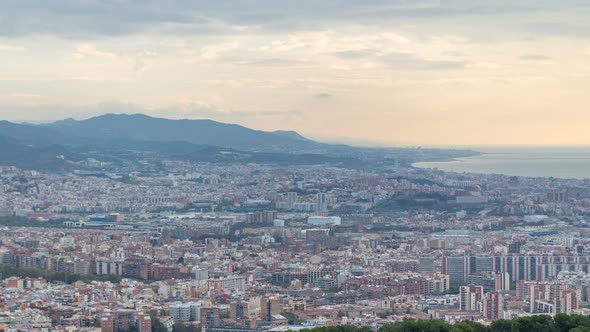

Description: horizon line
[6,113,590,149]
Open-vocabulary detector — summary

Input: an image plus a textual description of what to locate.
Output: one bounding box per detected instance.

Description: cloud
[333,49,467,70]
[0,101,302,123]
[0,1,201,38]
[0,43,28,52]
[10,93,41,98]
[523,22,590,38]
[200,41,240,59]
[2,1,590,146]
[333,49,379,59]
[0,0,578,39]
[520,54,551,61]
[231,58,308,68]
[259,34,308,52]
[72,43,117,59]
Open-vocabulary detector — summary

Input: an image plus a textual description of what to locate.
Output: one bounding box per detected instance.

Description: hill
[0,135,72,171]
[0,113,478,172]
[47,113,318,151]
[271,130,311,141]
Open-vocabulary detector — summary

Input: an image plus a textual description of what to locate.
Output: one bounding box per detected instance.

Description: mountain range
[0,113,476,172]
[0,114,317,151]
[47,114,322,151]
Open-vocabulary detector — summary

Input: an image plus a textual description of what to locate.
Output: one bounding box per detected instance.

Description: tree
[300,317,590,332]
[554,314,590,332]
[151,315,168,332]
[490,319,512,332]
[128,323,140,332]
[173,323,201,332]
[451,321,489,332]
[379,318,451,332]
[511,315,557,332]
[451,321,475,332]
[282,311,305,325]
[570,328,590,332]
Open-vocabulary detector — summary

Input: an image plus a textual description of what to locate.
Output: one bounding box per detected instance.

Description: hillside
[47,113,319,151]
[0,113,478,172]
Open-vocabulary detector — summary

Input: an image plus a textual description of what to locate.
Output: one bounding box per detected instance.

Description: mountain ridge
[0,113,478,172]
[45,113,318,151]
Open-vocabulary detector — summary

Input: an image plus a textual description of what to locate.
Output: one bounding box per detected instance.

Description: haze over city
[2,1,590,145]
[5,2,590,332]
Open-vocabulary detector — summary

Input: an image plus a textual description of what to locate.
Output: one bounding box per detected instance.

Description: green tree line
[0,215,63,228]
[301,314,590,332]
[0,264,122,284]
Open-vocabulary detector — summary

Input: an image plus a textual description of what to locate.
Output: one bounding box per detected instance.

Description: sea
[413,146,590,179]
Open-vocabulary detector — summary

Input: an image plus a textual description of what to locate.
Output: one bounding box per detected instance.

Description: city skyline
[2,1,590,145]
[3,2,590,329]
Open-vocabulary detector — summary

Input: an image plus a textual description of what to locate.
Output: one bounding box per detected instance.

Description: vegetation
[281,311,306,325]
[173,323,202,332]
[0,264,122,284]
[0,135,73,172]
[301,325,372,332]
[389,176,448,187]
[0,114,479,173]
[372,193,452,213]
[188,221,272,242]
[0,216,63,228]
[302,315,590,332]
[325,286,342,293]
[150,314,169,332]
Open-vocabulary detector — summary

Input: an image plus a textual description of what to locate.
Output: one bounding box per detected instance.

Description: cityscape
[1,144,590,331]
[2,1,590,332]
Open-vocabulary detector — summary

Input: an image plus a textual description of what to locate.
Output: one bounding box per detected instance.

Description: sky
[1,1,590,146]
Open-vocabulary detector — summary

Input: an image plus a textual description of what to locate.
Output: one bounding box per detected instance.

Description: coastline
[411,147,590,180]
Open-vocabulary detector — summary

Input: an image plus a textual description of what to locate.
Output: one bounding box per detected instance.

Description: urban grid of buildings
[1,161,590,332]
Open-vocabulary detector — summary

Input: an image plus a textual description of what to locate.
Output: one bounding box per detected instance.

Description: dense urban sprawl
[1,161,590,332]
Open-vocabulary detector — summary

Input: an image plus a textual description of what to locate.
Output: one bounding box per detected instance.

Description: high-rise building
[200,307,220,327]
[315,193,328,212]
[419,256,435,273]
[170,304,192,322]
[559,290,578,314]
[260,297,281,322]
[229,301,248,320]
[496,272,511,291]
[468,272,504,293]
[474,256,494,274]
[443,255,469,285]
[195,265,210,281]
[246,211,277,224]
[485,292,501,321]
[547,192,569,202]
[429,273,450,294]
[135,313,152,332]
[101,312,151,332]
[101,315,114,332]
[287,192,298,209]
[459,285,484,311]
[207,276,246,293]
[441,254,590,283]
[529,283,578,315]
[122,257,149,280]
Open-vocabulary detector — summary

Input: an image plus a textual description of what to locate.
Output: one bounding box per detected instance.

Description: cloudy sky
[1,1,590,146]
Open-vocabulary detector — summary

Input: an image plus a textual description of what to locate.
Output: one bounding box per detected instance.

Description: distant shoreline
[412,147,590,180]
